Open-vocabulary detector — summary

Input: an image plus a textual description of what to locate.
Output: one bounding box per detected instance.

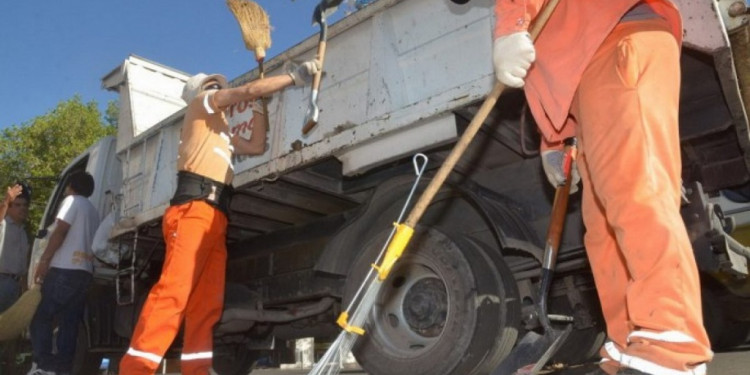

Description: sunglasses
[203,83,222,91]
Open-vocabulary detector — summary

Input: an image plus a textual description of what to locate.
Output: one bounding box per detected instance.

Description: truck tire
[702,284,750,349]
[547,287,607,365]
[212,343,257,375]
[456,237,521,374]
[344,226,518,375]
[73,324,104,375]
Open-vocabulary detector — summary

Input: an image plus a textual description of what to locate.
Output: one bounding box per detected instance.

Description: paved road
[244,349,748,375]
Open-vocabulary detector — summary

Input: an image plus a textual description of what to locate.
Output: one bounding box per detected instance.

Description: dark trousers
[0,274,20,313]
[30,267,92,373]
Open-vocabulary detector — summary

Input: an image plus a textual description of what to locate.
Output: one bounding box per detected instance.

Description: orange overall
[495,1,713,373]
[120,90,233,375]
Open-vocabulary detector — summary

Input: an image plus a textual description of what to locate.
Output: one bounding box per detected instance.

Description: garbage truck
[25,0,750,374]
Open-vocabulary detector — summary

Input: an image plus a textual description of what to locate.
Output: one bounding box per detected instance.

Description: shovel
[302,0,343,135]
[492,137,578,375]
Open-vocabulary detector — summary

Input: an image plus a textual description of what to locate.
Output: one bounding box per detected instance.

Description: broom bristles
[0,285,41,341]
[227,0,272,61]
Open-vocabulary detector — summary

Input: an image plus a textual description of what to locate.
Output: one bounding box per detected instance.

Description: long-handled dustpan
[492,138,578,375]
[302,0,344,135]
[308,1,562,374]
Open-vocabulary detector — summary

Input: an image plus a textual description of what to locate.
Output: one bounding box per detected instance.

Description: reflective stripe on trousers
[119,201,227,375]
[604,341,707,375]
[572,18,712,372]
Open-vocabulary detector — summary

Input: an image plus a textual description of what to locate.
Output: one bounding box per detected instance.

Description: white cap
[181,73,229,103]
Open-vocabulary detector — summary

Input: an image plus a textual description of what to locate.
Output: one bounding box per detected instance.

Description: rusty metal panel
[231,0,495,186]
[677,0,731,52]
[116,0,497,230]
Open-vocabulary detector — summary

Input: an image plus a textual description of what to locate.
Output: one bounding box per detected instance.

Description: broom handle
[311,21,328,96]
[301,22,329,135]
[404,0,560,228]
[258,59,270,130]
[545,139,577,260]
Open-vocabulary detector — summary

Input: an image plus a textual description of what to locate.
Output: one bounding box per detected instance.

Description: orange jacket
[494,0,682,147]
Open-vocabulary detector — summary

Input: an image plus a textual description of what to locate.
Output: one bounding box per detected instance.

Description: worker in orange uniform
[490,0,714,374]
[119,59,320,375]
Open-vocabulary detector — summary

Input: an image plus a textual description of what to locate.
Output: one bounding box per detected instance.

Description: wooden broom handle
[258,60,270,130]
[404,0,561,228]
[311,40,327,93]
[301,21,329,135]
[300,40,328,135]
[546,142,576,251]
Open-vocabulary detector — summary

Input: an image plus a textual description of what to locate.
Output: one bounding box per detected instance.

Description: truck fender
[314,176,543,277]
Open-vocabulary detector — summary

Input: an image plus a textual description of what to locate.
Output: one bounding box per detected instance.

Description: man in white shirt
[0,183,30,313]
[28,172,99,375]
[0,183,30,374]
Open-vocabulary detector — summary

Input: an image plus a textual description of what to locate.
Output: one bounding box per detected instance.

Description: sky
[0,0,354,130]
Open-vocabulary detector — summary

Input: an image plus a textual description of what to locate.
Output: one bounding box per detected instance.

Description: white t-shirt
[49,195,100,273]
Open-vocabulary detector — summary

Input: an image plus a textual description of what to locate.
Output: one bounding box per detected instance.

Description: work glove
[541,149,581,194]
[493,31,536,88]
[288,59,322,87]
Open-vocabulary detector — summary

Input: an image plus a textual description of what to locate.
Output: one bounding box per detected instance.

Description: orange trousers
[571,19,713,373]
[119,201,227,375]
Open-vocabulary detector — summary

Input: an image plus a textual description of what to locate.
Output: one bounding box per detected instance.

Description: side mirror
[36,229,48,239]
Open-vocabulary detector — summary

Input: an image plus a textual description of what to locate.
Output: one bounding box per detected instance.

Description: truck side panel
[116,0,496,229]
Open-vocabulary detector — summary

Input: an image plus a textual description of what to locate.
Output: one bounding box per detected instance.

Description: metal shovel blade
[302,91,320,134]
[492,324,572,375]
[312,0,344,25]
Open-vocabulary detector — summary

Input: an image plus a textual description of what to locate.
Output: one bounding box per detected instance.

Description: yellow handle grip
[337,311,365,335]
[373,223,414,281]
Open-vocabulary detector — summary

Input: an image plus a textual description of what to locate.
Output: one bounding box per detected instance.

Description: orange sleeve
[494,0,546,39]
[540,116,577,152]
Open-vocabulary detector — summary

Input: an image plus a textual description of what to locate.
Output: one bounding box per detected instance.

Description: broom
[308,0,561,374]
[0,284,41,341]
[227,0,272,129]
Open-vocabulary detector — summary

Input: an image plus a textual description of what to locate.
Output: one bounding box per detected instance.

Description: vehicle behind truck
[26,0,750,374]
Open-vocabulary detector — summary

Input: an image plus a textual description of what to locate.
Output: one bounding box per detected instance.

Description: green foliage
[105,100,119,128]
[0,95,116,237]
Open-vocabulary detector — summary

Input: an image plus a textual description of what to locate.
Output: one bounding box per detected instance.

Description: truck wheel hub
[403,277,447,337]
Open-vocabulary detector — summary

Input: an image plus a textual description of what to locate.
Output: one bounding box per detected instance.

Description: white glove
[493,32,536,88]
[541,149,581,194]
[288,59,322,87]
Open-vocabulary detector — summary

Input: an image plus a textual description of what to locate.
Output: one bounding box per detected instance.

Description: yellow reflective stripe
[203,93,215,114]
[212,147,234,171]
[126,347,162,364]
[220,132,231,144]
[181,351,213,361]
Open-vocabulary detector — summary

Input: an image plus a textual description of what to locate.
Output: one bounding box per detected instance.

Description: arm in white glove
[541,146,581,194]
[493,31,536,88]
[288,59,322,87]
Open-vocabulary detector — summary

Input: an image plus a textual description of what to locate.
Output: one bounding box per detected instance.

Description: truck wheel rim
[371,259,449,354]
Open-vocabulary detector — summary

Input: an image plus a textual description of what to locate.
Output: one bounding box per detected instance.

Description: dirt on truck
[11,0,750,374]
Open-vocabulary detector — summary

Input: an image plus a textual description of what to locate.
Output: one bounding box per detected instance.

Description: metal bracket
[116,232,137,306]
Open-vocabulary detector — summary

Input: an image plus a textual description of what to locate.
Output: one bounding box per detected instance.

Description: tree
[0,95,117,237]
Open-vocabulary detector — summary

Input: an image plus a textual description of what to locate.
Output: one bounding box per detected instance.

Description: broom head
[0,285,42,341]
[227,0,272,61]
